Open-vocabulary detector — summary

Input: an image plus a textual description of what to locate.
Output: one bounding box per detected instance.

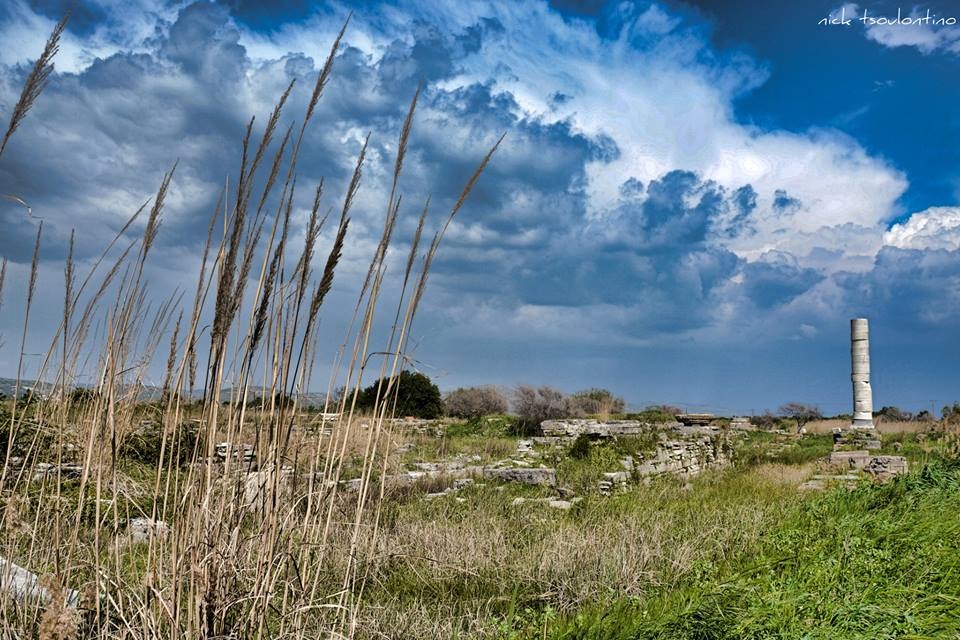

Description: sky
[0,0,958,415]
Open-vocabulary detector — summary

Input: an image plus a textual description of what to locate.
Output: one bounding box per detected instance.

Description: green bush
[568,433,592,459]
[0,412,57,461]
[568,388,625,416]
[514,385,570,435]
[354,370,443,419]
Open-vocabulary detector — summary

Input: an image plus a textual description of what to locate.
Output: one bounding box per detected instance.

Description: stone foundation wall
[539,419,732,481]
[540,419,680,437]
[630,436,731,480]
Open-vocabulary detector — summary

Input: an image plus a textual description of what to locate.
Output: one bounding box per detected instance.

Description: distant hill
[0,377,47,398]
[0,377,326,407]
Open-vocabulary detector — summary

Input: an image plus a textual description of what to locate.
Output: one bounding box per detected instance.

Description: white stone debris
[215,441,255,464]
[128,518,170,543]
[0,556,79,607]
[30,463,83,483]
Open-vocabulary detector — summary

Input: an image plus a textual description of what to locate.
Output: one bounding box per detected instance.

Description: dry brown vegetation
[805,418,936,434]
[0,17,500,639]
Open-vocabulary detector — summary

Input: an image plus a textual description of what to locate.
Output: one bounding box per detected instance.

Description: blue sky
[0,0,958,415]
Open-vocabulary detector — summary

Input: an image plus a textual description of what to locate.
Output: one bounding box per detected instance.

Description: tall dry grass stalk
[0,14,67,157]
[0,15,500,640]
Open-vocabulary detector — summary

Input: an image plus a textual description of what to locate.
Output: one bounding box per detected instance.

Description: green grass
[734,431,834,466]
[513,460,960,640]
[446,414,517,438]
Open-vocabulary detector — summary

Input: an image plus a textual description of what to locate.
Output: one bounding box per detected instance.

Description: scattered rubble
[864,455,909,480]
[215,442,255,464]
[798,474,861,491]
[515,440,537,457]
[244,466,294,510]
[828,450,908,480]
[128,517,169,543]
[511,496,581,509]
[30,462,83,483]
[599,471,628,495]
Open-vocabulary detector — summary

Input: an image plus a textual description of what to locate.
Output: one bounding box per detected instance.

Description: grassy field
[356,421,960,638]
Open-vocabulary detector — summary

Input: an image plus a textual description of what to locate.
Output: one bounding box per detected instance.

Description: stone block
[483,466,556,486]
[829,450,871,469]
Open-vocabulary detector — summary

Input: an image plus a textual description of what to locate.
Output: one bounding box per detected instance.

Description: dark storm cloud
[740,250,825,309]
[834,246,960,328]
[426,167,789,332]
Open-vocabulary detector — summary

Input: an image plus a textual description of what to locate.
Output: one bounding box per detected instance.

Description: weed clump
[568,433,592,459]
[118,421,200,466]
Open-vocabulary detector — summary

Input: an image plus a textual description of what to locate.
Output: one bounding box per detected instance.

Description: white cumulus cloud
[884,206,960,250]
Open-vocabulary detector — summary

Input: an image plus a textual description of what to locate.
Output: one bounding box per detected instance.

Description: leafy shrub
[568,388,625,416]
[354,370,443,419]
[568,433,592,459]
[514,385,571,436]
[752,411,786,430]
[876,405,913,422]
[444,386,508,419]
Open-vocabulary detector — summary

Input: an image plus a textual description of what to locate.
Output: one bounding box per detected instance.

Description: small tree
[779,402,822,433]
[752,411,777,430]
[514,385,571,435]
[355,370,443,419]
[444,386,508,419]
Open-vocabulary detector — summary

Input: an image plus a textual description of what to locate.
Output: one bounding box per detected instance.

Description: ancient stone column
[850,318,874,428]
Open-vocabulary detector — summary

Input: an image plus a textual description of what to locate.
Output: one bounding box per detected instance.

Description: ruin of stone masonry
[539,419,732,481]
[851,318,874,429]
